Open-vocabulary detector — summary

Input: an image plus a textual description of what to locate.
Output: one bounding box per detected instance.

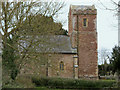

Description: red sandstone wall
[78,32,98,78]
[68,7,73,36]
[78,15,97,31]
[69,8,98,78]
[77,14,98,78]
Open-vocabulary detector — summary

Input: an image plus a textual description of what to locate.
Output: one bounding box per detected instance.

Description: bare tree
[98,48,111,75]
[98,48,110,64]
[1,1,66,84]
[97,0,118,11]
[0,1,65,43]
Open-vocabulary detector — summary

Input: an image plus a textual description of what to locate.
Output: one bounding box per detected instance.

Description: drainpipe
[77,15,79,78]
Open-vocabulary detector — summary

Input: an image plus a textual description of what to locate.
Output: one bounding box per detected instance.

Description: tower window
[60,61,64,70]
[83,18,88,27]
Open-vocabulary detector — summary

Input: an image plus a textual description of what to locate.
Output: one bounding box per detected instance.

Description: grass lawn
[36,87,71,90]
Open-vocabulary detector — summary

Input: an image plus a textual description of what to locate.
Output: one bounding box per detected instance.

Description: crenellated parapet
[71,5,97,15]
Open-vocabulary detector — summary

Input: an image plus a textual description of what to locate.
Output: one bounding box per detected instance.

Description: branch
[98,0,118,11]
[17,36,35,71]
[2,40,19,52]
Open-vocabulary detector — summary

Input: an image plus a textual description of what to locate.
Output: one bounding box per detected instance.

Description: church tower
[69,5,98,79]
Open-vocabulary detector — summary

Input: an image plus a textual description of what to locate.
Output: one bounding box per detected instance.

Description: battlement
[70,5,97,15]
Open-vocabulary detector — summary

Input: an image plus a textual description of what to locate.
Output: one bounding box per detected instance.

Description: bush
[15,75,35,88]
[32,77,116,89]
[3,75,35,88]
[11,67,19,80]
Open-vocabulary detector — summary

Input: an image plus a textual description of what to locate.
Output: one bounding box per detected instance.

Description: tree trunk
[46,61,48,77]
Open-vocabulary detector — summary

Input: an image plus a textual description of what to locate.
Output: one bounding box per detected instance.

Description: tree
[98,0,118,11]
[98,48,111,75]
[0,1,65,52]
[110,46,120,81]
[2,36,19,79]
[15,14,67,76]
[1,1,65,85]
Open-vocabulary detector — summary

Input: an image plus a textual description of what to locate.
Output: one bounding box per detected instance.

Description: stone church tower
[68,5,98,79]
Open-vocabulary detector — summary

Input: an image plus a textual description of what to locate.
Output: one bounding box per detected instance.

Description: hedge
[32,77,116,89]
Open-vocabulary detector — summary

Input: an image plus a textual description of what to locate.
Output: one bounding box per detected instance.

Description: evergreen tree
[111,46,120,81]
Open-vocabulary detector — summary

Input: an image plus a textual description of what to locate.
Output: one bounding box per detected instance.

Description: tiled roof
[20,35,77,54]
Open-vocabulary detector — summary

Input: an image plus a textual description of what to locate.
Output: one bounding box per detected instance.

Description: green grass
[36,86,83,90]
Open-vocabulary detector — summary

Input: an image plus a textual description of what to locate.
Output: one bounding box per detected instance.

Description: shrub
[3,75,35,88]
[32,77,116,89]
[14,75,35,88]
[11,67,19,80]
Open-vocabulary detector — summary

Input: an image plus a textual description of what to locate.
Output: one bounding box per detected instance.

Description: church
[20,5,98,79]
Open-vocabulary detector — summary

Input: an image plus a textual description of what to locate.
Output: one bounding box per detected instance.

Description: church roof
[48,35,77,53]
[20,35,77,54]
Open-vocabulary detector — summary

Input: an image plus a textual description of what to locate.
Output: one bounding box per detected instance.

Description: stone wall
[0,33,2,89]
[68,6,73,36]
[78,31,98,78]
[20,53,76,78]
[69,5,98,79]
[49,54,75,78]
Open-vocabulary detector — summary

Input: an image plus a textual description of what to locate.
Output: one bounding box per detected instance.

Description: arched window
[60,61,64,70]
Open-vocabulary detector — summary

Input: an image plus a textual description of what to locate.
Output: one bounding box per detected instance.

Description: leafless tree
[1,1,66,83]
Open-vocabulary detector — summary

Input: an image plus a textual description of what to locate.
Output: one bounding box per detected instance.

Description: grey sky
[57,0,118,51]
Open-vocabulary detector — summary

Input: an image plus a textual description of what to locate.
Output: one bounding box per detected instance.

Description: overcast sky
[57,0,119,52]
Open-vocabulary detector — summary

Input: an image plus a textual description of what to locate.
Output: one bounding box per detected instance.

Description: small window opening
[60,61,64,70]
[83,18,88,27]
